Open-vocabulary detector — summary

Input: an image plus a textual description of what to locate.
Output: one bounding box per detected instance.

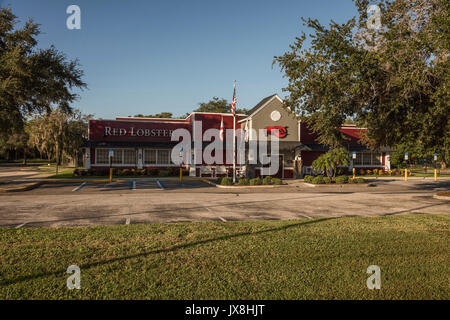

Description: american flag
[231,81,236,116]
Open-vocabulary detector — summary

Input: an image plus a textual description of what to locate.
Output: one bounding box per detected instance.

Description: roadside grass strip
[72,182,88,192]
[0,214,448,299]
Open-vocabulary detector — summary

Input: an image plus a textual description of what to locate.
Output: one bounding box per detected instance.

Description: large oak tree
[0,7,86,138]
[275,0,449,165]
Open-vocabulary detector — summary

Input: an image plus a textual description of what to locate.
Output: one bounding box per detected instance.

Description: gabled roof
[246,94,278,116]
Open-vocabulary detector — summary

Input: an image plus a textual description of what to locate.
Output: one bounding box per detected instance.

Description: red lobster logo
[264,126,287,138]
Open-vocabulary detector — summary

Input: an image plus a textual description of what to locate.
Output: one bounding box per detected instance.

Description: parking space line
[156,180,167,190]
[125,218,130,225]
[15,222,27,228]
[129,180,136,190]
[72,182,88,192]
[203,205,227,221]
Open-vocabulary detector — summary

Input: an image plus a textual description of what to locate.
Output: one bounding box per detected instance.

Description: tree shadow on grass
[0,217,332,286]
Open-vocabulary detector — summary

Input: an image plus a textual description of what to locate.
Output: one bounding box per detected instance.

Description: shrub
[359,169,365,175]
[304,175,314,183]
[238,178,249,185]
[262,176,272,185]
[73,169,81,177]
[250,177,262,185]
[272,178,282,185]
[356,177,365,183]
[138,169,146,176]
[348,178,356,184]
[335,175,348,184]
[121,169,131,176]
[220,177,233,186]
[158,170,169,177]
[312,175,325,184]
[323,177,332,184]
[147,169,158,176]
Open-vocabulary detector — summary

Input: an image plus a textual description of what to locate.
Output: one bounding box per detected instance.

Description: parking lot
[0,177,448,228]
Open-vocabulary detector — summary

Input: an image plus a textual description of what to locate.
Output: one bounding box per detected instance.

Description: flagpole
[233,80,236,184]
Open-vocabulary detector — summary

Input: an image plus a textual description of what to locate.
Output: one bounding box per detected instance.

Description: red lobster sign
[264,126,287,138]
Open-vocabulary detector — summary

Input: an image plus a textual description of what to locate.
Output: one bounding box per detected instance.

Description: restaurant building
[84,94,392,178]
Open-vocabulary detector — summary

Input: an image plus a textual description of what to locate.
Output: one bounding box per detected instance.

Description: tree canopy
[0,7,86,137]
[193,97,249,115]
[275,0,449,165]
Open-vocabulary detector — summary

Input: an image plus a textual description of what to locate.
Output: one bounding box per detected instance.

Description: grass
[0,214,448,300]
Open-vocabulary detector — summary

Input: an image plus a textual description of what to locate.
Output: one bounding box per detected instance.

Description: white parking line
[203,206,227,222]
[125,218,130,225]
[15,222,27,228]
[72,182,88,192]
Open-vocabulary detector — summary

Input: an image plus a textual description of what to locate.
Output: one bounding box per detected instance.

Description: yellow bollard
[180,167,182,182]
[434,168,437,181]
[109,168,113,182]
[405,168,408,181]
[352,168,355,180]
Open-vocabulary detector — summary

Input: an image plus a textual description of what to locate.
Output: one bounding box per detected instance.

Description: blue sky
[3,0,358,118]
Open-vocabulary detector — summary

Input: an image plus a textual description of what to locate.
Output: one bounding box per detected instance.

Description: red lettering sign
[264,126,287,138]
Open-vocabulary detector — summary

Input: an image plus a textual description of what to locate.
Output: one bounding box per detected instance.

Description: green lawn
[0,214,448,300]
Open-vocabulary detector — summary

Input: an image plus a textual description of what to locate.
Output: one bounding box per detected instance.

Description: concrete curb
[302,182,370,187]
[203,179,285,188]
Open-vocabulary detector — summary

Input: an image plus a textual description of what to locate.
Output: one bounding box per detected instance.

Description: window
[112,149,123,164]
[123,149,136,164]
[353,152,382,166]
[96,149,109,164]
[157,150,170,164]
[144,149,157,164]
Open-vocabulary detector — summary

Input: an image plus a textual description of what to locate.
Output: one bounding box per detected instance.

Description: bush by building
[250,177,262,185]
[262,176,272,185]
[238,178,249,185]
[271,178,282,185]
[220,177,233,186]
[335,175,348,184]
[312,175,325,184]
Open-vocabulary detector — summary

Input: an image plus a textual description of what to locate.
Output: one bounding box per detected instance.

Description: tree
[274,0,449,165]
[133,112,173,118]
[193,97,249,115]
[312,147,349,178]
[0,7,86,139]
[26,109,91,170]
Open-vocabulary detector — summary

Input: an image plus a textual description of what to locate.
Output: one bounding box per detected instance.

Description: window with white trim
[96,148,109,164]
[112,149,123,164]
[123,149,136,164]
[157,150,170,164]
[144,149,157,164]
[353,152,382,166]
